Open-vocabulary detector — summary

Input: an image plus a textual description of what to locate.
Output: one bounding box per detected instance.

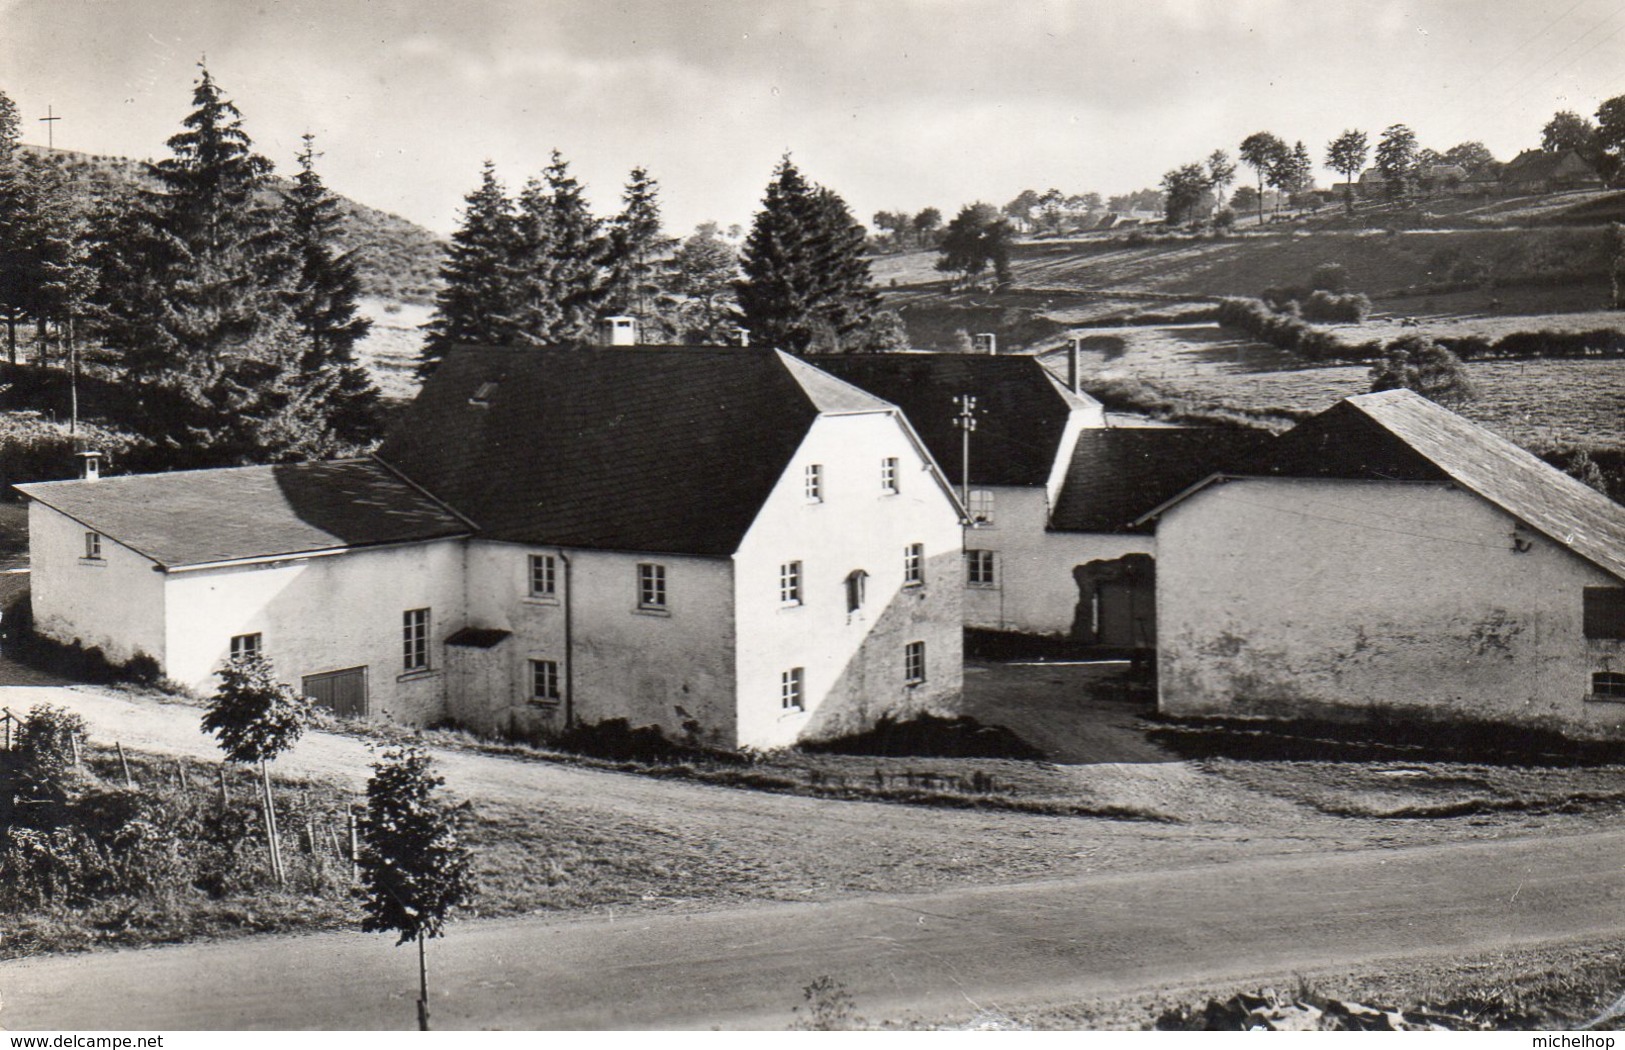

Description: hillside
[20,145,445,304]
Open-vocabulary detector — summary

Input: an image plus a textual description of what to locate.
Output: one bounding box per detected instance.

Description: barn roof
[1145,390,1625,582]
[1051,428,1274,533]
[15,460,470,569]
[376,345,926,556]
[811,353,1100,488]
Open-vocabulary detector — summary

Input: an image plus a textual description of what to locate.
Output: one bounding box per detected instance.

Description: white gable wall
[162,538,466,723]
[1157,477,1625,737]
[733,411,963,749]
[27,500,166,667]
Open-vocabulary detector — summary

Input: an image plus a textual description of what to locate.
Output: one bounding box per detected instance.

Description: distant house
[815,350,1267,643]
[1420,164,1469,195]
[19,336,966,749]
[1356,167,1391,198]
[1500,149,1603,195]
[1144,390,1625,738]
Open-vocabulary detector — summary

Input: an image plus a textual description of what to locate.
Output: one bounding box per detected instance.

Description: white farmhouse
[1145,390,1625,738]
[18,344,966,749]
[817,351,1265,645]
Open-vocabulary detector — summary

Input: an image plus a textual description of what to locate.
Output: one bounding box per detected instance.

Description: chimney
[734,326,750,348]
[1067,338,1081,394]
[597,315,638,346]
[973,333,997,356]
[77,450,102,482]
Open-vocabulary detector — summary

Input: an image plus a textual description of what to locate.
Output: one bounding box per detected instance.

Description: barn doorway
[302,666,369,719]
[1071,554,1156,651]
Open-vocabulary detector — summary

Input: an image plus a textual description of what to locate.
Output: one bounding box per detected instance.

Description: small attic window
[470,381,499,406]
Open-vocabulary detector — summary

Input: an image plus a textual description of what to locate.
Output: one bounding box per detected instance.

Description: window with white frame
[529,554,557,598]
[903,543,924,586]
[967,489,995,525]
[845,569,868,614]
[805,463,824,502]
[403,608,430,672]
[230,633,261,661]
[83,531,102,560]
[781,667,805,710]
[904,640,926,685]
[881,456,900,494]
[638,563,667,610]
[779,560,802,605]
[530,659,561,703]
[966,549,997,587]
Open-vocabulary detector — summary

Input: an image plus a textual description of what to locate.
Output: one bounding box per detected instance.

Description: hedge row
[1215,298,1377,362]
[1217,297,1625,363]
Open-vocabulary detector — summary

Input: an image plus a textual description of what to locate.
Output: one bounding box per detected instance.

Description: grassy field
[1046,322,1625,452]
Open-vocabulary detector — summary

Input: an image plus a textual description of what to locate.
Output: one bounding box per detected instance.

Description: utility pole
[38,106,61,150]
[953,393,976,511]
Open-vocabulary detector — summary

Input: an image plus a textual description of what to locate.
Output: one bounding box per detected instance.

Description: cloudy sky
[2,0,1621,235]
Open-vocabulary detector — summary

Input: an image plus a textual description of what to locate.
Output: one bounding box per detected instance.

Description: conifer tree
[280,134,379,444]
[504,174,564,346]
[540,150,607,342]
[420,161,516,377]
[604,166,676,340]
[736,156,881,354]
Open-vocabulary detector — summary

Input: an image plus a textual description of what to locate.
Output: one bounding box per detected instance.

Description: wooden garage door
[302,666,369,719]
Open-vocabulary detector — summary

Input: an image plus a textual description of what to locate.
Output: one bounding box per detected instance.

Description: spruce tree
[540,150,607,342]
[604,166,676,340]
[504,174,564,347]
[420,161,516,377]
[280,134,379,444]
[736,157,880,354]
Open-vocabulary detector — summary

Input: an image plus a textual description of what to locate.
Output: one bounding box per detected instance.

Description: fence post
[348,806,360,882]
[2,708,12,751]
[116,740,134,788]
[218,764,230,806]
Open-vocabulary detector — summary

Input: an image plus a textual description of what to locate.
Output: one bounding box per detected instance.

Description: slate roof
[1153,390,1625,582]
[811,354,1099,488]
[1051,428,1274,533]
[375,346,903,556]
[15,460,470,569]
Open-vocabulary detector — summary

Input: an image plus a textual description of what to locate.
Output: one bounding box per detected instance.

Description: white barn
[1145,390,1625,738]
[19,345,966,750]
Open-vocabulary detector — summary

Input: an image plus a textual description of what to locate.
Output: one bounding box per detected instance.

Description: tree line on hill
[0,69,378,466]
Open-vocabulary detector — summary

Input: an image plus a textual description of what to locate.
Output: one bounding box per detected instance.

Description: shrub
[1368,336,1476,406]
[1310,263,1350,293]
[1300,290,1371,323]
[12,705,89,822]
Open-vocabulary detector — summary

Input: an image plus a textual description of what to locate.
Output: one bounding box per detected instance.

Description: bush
[802,713,1042,760]
[1310,263,1350,293]
[1368,335,1476,406]
[1300,290,1372,323]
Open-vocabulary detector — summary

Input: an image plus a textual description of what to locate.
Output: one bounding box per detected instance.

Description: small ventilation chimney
[1067,338,1082,394]
[597,316,638,346]
[734,326,750,348]
[973,333,996,356]
[77,450,102,482]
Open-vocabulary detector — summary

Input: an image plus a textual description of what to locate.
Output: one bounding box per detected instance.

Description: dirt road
[3,827,1622,1030]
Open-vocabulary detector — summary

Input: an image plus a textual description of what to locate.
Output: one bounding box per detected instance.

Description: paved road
[3,828,1622,1030]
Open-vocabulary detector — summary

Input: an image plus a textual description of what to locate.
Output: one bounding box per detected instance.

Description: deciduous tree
[1374,124,1419,198]
[1160,163,1209,225]
[1542,110,1596,153]
[1326,129,1369,210]
[357,745,475,1032]
[1240,132,1287,225]
[936,203,1013,286]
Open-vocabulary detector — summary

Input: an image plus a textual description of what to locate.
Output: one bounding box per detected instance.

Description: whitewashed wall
[1156,477,1625,737]
[27,501,166,667]
[162,538,467,723]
